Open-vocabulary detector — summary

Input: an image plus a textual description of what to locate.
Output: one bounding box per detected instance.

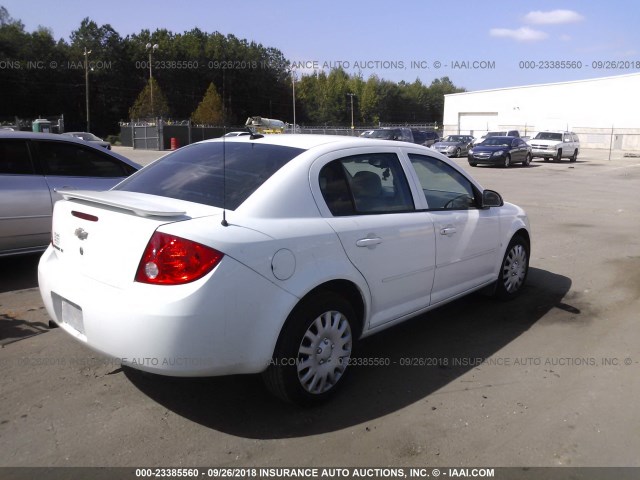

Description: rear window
[115,141,304,210]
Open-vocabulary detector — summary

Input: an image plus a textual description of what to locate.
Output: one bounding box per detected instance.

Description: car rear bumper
[38,245,298,377]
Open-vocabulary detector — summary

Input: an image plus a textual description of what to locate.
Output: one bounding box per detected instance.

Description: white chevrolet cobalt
[38,134,531,405]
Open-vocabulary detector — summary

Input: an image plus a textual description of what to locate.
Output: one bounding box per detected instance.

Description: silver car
[432,135,475,157]
[63,132,112,150]
[0,131,140,256]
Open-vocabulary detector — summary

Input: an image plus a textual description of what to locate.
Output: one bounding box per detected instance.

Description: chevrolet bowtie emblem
[74,228,89,240]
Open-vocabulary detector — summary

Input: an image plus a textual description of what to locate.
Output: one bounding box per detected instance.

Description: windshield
[534,132,563,141]
[444,136,467,142]
[115,141,304,210]
[480,137,511,146]
[485,131,506,137]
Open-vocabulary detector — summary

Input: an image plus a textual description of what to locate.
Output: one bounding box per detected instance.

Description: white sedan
[38,135,531,405]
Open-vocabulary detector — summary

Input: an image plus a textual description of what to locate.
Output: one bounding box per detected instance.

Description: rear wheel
[469,162,478,167]
[495,235,529,299]
[263,292,356,405]
[570,149,578,162]
[543,157,549,162]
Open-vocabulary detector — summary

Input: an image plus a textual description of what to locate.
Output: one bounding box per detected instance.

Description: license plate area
[55,295,85,335]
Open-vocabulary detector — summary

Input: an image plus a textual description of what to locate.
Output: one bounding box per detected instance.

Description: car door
[312,149,436,329]
[405,153,500,305]
[0,139,52,253]
[33,140,134,203]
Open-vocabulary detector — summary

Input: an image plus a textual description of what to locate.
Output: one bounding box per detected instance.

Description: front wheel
[495,235,529,299]
[263,292,356,405]
[454,147,461,158]
[503,155,511,168]
[555,149,562,162]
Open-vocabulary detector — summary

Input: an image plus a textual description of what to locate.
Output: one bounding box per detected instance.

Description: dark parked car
[431,135,475,157]
[468,136,532,168]
[0,131,140,256]
[412,130,440,147]
[367,128,414,142]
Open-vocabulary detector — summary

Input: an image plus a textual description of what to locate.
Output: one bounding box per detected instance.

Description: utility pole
[347,93,356,134]
[146,43,159,116]
[84,47,91,131]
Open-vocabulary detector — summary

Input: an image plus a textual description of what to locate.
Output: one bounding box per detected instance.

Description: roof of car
[0,131,90,141]
[201,133,412,150]
[0,131,140,168]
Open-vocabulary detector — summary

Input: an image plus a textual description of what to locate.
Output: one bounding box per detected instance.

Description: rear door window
[319,153,414,215]
[35,141,131,177]
[0,140,34,175]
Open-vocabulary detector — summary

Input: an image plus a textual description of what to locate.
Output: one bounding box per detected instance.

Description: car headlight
[491,150,505,157]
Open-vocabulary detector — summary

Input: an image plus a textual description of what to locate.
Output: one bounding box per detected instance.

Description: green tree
[191,83,223,125]
[129,77,170,119]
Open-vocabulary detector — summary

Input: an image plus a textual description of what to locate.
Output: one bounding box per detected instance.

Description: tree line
[0,7,465,136]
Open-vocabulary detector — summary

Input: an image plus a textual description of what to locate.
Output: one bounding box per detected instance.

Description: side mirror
[482,189,504,208]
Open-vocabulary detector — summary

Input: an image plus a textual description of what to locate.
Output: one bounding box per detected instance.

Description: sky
[3,0,640,91]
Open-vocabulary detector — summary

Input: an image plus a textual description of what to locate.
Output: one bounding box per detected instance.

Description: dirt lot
[1,147,639,468]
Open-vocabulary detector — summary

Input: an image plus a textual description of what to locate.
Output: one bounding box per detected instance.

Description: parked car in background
[0,131,140,256]
[431,135,475,157]
[468,136,532,167]
[223,131,251,137]
[63,132,112,150]
[472,130,520,145]
[367,127,414,142]
[529,131,579,162]
[39,134,531,405]
[412,130,440,147]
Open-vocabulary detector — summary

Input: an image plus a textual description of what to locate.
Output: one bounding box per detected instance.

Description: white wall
[443,73,640,149]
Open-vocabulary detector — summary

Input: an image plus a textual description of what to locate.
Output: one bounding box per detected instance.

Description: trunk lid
[51,190,221,288]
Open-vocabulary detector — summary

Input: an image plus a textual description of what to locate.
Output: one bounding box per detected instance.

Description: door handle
[440,227,457,236]
[356,237,382,248]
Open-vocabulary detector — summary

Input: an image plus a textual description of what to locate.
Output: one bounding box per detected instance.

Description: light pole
[291,70,297,133]
[84,47,91,131]
[347,93,356,134]
[146,43,159,116]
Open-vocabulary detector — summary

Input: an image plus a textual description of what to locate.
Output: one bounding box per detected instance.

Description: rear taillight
[135,232,223,285]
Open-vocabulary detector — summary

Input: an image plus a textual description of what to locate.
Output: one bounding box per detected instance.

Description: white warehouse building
[442,72,640,151]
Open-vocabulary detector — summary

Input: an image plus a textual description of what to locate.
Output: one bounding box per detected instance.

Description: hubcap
[297,310,352,394]
[502,244,527,293]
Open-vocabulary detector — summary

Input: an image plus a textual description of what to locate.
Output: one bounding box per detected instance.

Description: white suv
[529,131,580,162]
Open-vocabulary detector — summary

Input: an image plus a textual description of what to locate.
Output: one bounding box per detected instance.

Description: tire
[454,147,461,158]
[503,155,511,168]
[555,149,562,162]
[262,292,356,405]
[469,162,478,167]
[570,149,578,162]
[523,153,532,167]
[495,235,529,300]
[543,157,549,162]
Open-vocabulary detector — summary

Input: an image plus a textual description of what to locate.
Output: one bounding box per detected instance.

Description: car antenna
[221,68,229,227]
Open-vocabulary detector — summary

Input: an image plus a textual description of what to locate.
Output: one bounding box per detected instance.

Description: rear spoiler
[57,190,187,218]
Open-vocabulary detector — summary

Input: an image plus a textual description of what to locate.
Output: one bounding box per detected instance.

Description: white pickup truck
[529,131,580,162]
